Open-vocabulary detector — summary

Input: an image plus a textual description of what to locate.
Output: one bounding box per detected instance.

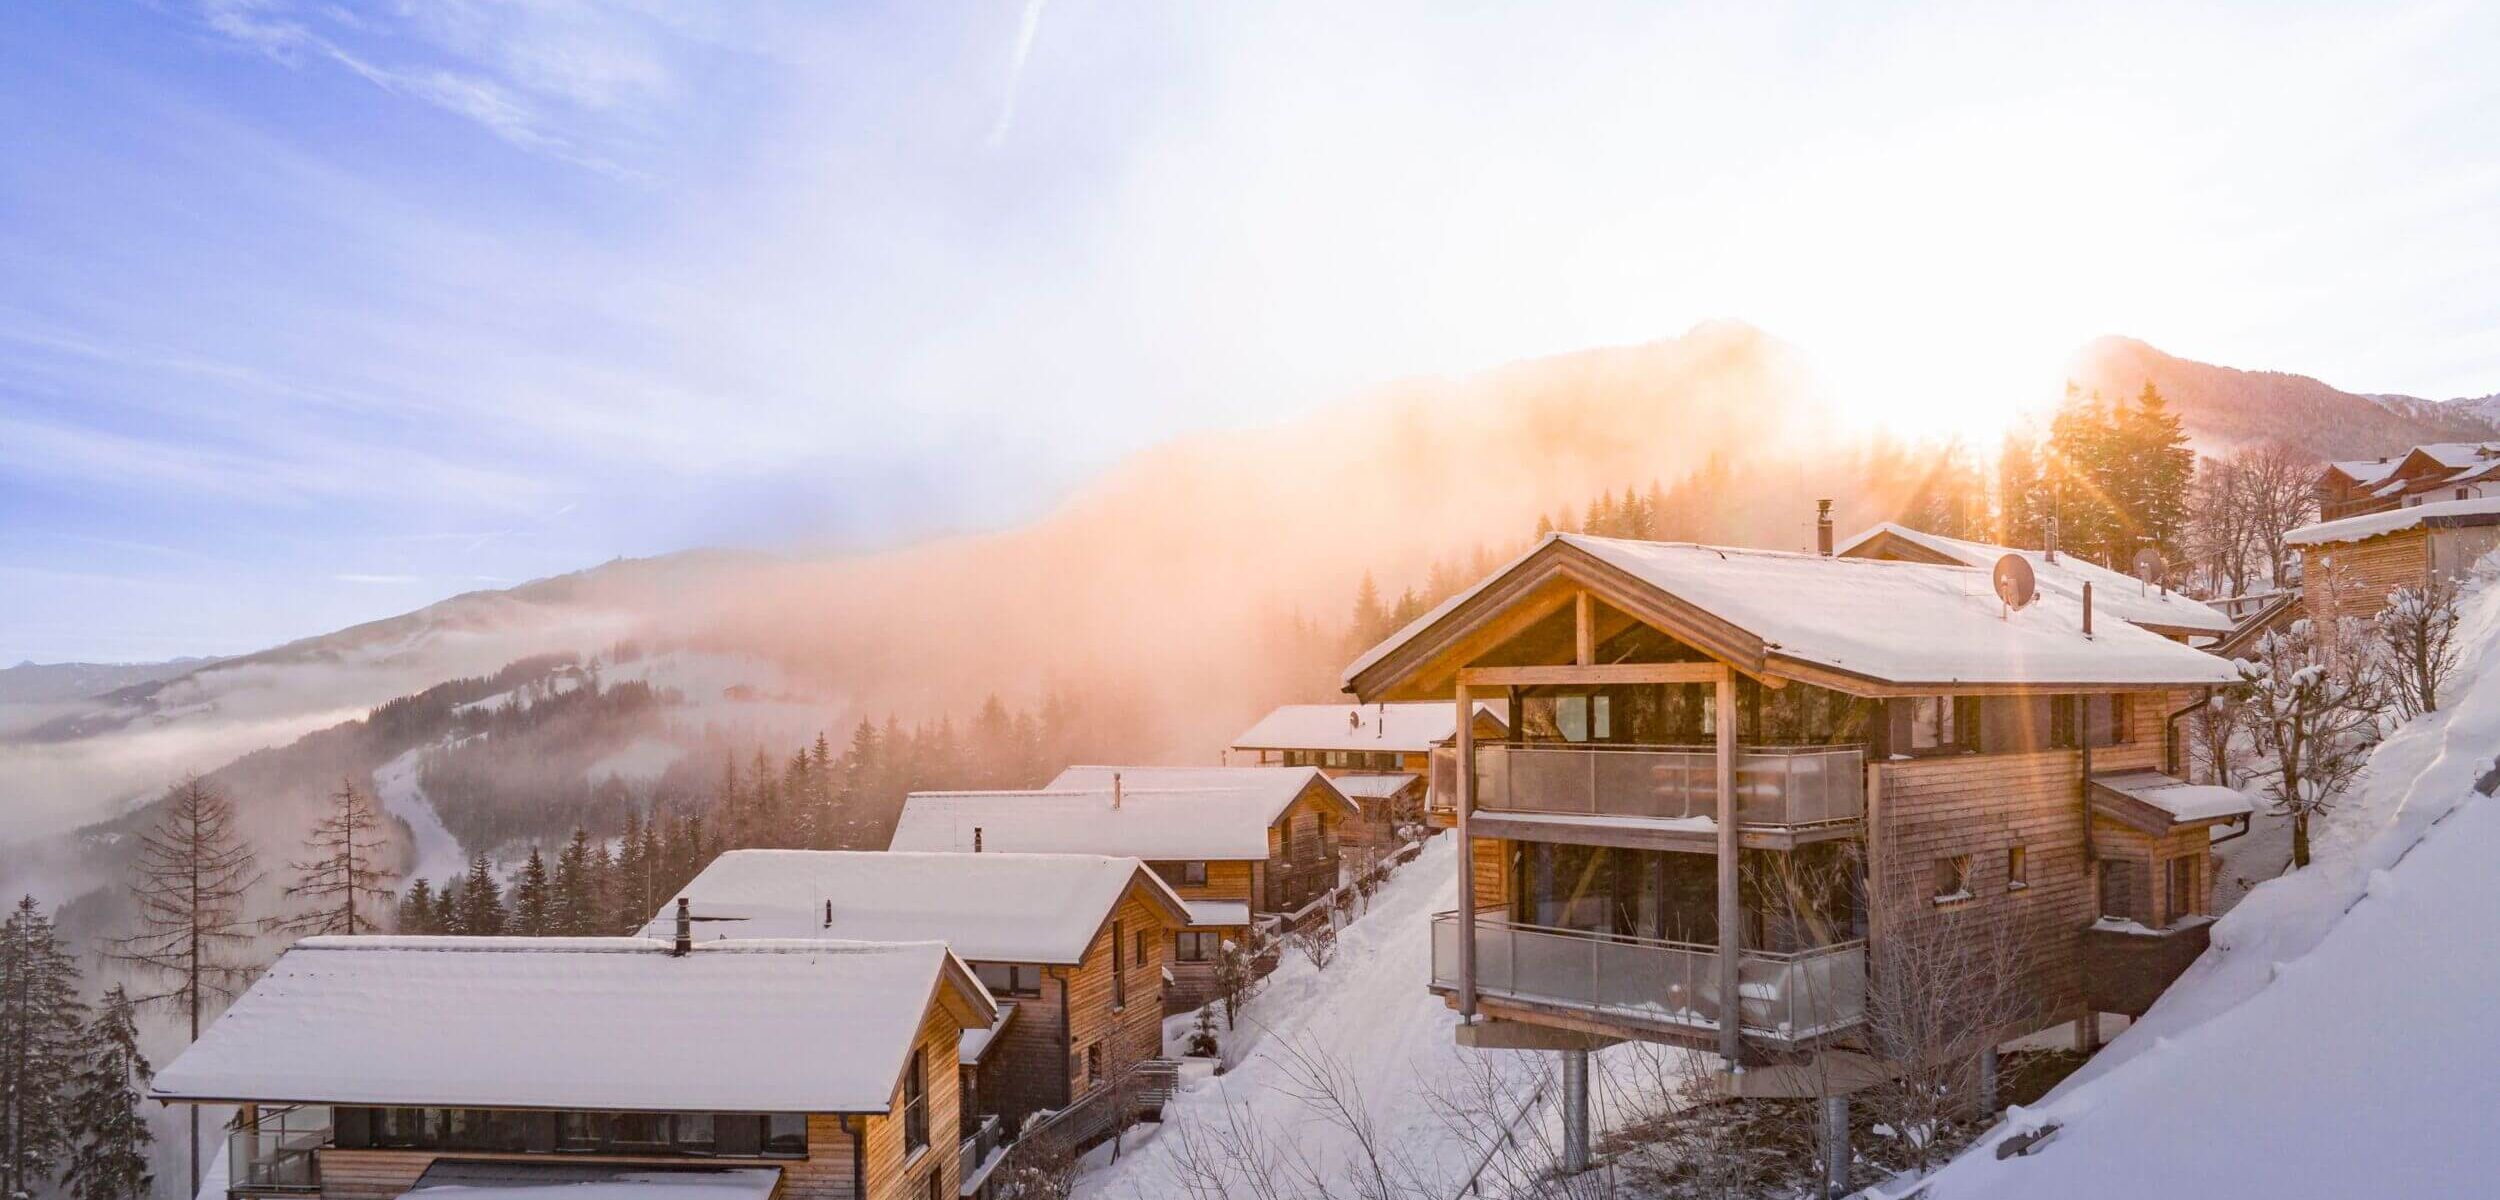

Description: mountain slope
[2067,336,2498,458]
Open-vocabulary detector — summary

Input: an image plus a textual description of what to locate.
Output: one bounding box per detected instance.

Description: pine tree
[511,848,553,936]
[396,879,437,934]
[107,776,260,1200]
[63,987,151,1200]
[552,830,596,936]
[1349,572,1386,646]
[277,778,394,937]
[1,896,85,1199]
[456,853,506,936]
[1534,512,1555,539]
[431,879,462,935]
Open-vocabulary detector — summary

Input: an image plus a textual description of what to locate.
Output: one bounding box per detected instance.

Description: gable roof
[2285,495,2500,547]
[1345,533,2240,697]
[2324,457,2404,488]
[893,771,1350,860]
[642,850,1190,964]
[1837,523,2233,637]
[1048,765,1359,819]
[1229,702,1505,753]
[151,937,991,1113]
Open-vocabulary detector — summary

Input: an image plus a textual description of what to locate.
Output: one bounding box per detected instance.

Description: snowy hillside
[1916,573,2500,1198]
[1077,837,1582,1198]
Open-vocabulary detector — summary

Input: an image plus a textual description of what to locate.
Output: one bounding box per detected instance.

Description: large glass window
[903,1049,928,1154]
[1174,931,1218,962]
[973,962,1044,998]
[342,1108,801,1159]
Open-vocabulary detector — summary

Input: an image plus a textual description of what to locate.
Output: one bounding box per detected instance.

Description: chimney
[973,826,984,853]
[822,899,832,928]
[1815,500,1834,556]
[671,897,692,956]
[1112,772,1124,810]
[2082,581,2094,638]
[2044,516,2060,563]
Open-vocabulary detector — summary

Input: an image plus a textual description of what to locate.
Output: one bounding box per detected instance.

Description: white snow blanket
[1230,702,1501,753]
[1918,570,2500,1199]
[152,937,979,1114]
[645,849,1185,964]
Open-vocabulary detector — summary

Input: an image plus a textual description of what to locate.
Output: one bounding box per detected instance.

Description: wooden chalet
[891,768,1360,1010]
[2287,496,2500,624]
[647,849,1188,1177]
[1342,532,2243,1176]
[152,933,994,1200]
[2316,442,2500,523]
[1228,702,1509,841]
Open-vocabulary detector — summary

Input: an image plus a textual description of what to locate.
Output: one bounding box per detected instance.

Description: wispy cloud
[987,0,1048,148]
[331,573,423,585]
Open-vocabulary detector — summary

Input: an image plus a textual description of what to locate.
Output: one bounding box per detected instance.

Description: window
[763,1114,807,1157]
[2100,859,2144,922]
[973,962,1043,998]
[1280,819,1294,862]
[2166,856,2199,922]
[1933,854,1973,903]
[340,1109,802,1160]
[672,1114,715,1153]
[2085,694,2133,746]
[1175,931,1218,962]
[1154,860,1208,887]
[902,1048,928,1155]
[1553,693,1612,742]
[1112,919,1128,1009]
[929,1172,945,1200]
[1907,696,1962,753]
[2006,845,2029,890]
[1087,1044,1103,1084]
[1134,929,1150,969]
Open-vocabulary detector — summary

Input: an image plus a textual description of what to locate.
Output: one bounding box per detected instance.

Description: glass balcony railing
[1430,911,1867,1042]
[1450,743,1864,829]
[228,1119,328,1195]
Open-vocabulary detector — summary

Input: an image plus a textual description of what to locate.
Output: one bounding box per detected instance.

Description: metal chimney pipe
[2082,581,2094,638]
[672,897,692,956]
[973,826,983,853]
[1815,499,1834,556]
[1112,772,1123,810]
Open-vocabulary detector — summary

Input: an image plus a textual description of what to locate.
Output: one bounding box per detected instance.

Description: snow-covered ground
[1076,836,1579,1197]
[374,745,467,886]
[1916,570,2500,1198]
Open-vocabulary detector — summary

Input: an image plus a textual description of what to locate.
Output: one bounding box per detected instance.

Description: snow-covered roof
[2284,495,2500,547]
[1229,702,1503,753]
[2408,441,2500,470]
[1837,523,2233,636]
[150,936,988,1113]
[1329,772,1420,800]
[893,777,1341,861]
[403,1163,781,1200]
[640,850,1189,965]
[960,1001,1017,1066]
[2091,770,2254,828]
[1048,765,1358,823]
[2326,456,2404,487]
[1183,900,1253,928]
[1345,534,2240,693]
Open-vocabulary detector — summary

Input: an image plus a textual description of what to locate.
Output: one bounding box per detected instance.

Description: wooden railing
[1016,1060,1182,1157]
[957,1113,1004,1196]
[1430,912,1867,1042]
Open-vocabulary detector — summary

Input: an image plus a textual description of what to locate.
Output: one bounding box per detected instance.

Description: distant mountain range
[2068,336,2500,459]
[0,657,221,706]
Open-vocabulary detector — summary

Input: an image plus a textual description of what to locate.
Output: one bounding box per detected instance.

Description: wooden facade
[967,877,1182,1134]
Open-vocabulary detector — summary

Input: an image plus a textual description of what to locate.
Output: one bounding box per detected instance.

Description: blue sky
[5,1,2498,663]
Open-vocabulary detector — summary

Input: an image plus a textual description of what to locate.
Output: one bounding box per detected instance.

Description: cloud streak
[987,0,1048,148]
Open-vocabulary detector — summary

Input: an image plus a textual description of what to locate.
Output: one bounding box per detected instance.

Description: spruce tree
[1,895,86,1200]
[396,879,437,934]
[1349,572,1386,647]
[64,987,152,1200]
[431,879,463,935]
[511,848,553,936]
[456,853,506,936]
[552,830,596,936]
[278,778,395,937]
[107,776,260,1200]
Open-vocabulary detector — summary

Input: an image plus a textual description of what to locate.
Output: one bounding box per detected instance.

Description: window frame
[1174,930,1217,962]
[1932,854,1973,904]
[2006,845,2029,891]
[902,1047,929,1155]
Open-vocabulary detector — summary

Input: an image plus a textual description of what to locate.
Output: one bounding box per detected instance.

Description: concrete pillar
[1560,1047,1591,1175]
[1714,669,1742,1069]
[1977,1045,2000,1118]
[1821,1094,1850,1198]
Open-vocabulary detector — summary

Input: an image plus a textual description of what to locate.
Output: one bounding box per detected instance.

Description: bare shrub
[2376,579,2463,720]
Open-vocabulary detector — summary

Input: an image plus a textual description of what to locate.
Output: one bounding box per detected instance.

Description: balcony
[228,1111,329,1197]
[1453,743,1862,848]
[1430,911,1866,1044]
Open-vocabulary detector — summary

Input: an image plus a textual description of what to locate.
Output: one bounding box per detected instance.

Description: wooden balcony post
[1455,682,1478,1020]
[1715,667,1742,1067]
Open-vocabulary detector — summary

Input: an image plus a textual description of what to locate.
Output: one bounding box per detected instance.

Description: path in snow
[374,745,467,886]
[1918,567,2500,1198]
[1077,837,1667,1198]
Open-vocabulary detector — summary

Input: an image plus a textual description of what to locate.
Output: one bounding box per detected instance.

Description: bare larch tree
[2239,619,2388,868]
[108,776,264,1200]
[277,778,396,937]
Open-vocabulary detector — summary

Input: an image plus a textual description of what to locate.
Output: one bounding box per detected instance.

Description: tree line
[0,898,154,1200]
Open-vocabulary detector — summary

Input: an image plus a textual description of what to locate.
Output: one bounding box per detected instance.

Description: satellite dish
[2131,548,2166,584]
[1993,554,2037,611]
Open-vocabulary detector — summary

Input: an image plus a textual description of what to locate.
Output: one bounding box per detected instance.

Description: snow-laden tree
[107,776,261,1200]
[2376,580,2463,720]
[277,778,395,937]
[63,987,152,1200]
[455,853,506,936]
[1,895,87,1200]
[2238,619,2389,868]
